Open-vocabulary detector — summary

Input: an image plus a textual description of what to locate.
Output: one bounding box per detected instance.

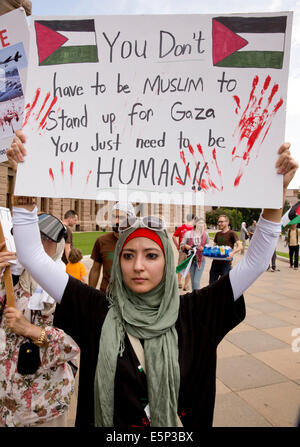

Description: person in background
[267,250,280,272]
[240,222,249,255]
[172,214,194,290]
[88,202,136,292]
[180,218,210,290]
[0,213,79,427]
[209,215,243,284]
[61,210,78,265]
[286,224,300,270]
[66,247,87,283]
[248,220,257,240]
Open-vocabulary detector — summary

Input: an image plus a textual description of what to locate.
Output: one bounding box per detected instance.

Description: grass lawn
[73,231,105,256]
[276,251,289,259]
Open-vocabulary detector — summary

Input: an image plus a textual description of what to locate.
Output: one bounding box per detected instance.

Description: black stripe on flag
[35,19,95,32]
[214,16,287,33]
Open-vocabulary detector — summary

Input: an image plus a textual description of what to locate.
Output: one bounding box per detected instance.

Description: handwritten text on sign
[15,13,292,207]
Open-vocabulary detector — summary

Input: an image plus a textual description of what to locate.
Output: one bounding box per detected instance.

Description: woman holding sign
[6,133,298,427]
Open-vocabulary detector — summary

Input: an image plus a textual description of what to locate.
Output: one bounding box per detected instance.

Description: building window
[40,197,48,213]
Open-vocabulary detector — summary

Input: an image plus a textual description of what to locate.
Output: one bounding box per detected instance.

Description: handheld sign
[15,12,293,208]
[0,7,29,162]
[0,208,15,307]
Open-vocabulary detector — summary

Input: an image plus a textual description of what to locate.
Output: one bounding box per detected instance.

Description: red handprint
[177,143,223,193]
[232,75,283,187]
[22,88,58,133]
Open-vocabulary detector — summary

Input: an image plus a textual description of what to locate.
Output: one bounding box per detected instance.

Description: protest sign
[0,7,29,162]
[0,207,16,307]
[0,206,16,259]
[15,12,292,208]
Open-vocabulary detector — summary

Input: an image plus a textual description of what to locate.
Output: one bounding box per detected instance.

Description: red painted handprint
[22,88,58,133]
[232,75,283,187]
[177,143,223,193]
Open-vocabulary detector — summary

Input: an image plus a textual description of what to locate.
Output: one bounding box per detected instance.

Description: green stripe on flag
[215,51,284,69]
[40,45,98,65]
[287,215,300,226]
[176,254,193,274]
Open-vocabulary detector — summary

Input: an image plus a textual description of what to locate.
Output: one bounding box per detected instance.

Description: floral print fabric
[0,280,80,426]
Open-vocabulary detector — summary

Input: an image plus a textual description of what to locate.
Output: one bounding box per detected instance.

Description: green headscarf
[94,223,180,427]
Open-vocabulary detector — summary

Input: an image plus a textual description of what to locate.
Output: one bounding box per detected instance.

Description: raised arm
[230,143,298,300]
[12,206,69,303]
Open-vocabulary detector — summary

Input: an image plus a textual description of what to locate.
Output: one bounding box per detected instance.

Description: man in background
[248,220,257,240]
[61,210,78,265]
[209,214,242,284]
[88,202,135,292]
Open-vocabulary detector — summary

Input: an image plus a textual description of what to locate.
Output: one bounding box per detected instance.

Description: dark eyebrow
[122,247,161,253]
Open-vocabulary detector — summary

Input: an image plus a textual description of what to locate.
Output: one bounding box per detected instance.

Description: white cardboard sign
[15,12,292,208]
[0,7,29,162]
[0,206,16,258]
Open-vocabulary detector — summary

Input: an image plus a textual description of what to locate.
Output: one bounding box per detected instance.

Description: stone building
[285,188,300,208]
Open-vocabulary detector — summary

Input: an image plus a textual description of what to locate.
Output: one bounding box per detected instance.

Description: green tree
[205,207,261,230]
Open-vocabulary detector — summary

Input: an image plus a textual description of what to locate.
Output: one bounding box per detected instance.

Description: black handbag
[17,340,40,375]
[17,310,41,375]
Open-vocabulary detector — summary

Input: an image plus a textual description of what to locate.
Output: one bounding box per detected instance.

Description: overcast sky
[29,0,300,189]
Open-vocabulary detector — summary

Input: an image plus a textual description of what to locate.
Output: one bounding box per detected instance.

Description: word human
[102,29,205,62]
[96,156,207,189]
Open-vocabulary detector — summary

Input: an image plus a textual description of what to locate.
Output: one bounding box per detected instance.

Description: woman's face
[120,237,165,294]
[195,219,205,232]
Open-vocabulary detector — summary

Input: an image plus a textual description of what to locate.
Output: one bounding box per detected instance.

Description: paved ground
[66,236,300,427]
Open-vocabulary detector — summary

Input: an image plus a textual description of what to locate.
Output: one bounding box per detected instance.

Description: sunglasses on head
[118,215,167,232]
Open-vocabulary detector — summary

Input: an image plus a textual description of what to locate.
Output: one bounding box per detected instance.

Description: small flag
[34,19,98,66]
[176,249,196,278]
[212,16,287,69]
[281,201,300,227]
[287,215,300,226]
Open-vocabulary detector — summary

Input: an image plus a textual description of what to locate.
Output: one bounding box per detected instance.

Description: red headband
[122,228,165,254]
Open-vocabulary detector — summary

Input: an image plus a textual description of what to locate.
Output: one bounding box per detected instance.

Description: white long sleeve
[12,206,69,303]
[230,214,281,300]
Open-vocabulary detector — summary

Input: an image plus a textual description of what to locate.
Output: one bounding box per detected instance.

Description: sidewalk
[67,243,300,428]
[205,252,300,427]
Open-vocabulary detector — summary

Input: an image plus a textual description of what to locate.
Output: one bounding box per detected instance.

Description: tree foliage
[205,207,261,231]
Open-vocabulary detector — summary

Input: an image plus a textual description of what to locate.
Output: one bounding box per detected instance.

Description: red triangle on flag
[213,19,248,65]
[35,21,68,64]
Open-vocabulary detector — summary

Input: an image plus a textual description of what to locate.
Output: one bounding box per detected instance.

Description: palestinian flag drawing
[212,16,287,69]
[34,19,98,66]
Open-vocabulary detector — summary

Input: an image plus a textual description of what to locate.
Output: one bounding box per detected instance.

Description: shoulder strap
[127,332,146,372]
[126,332,183,427]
